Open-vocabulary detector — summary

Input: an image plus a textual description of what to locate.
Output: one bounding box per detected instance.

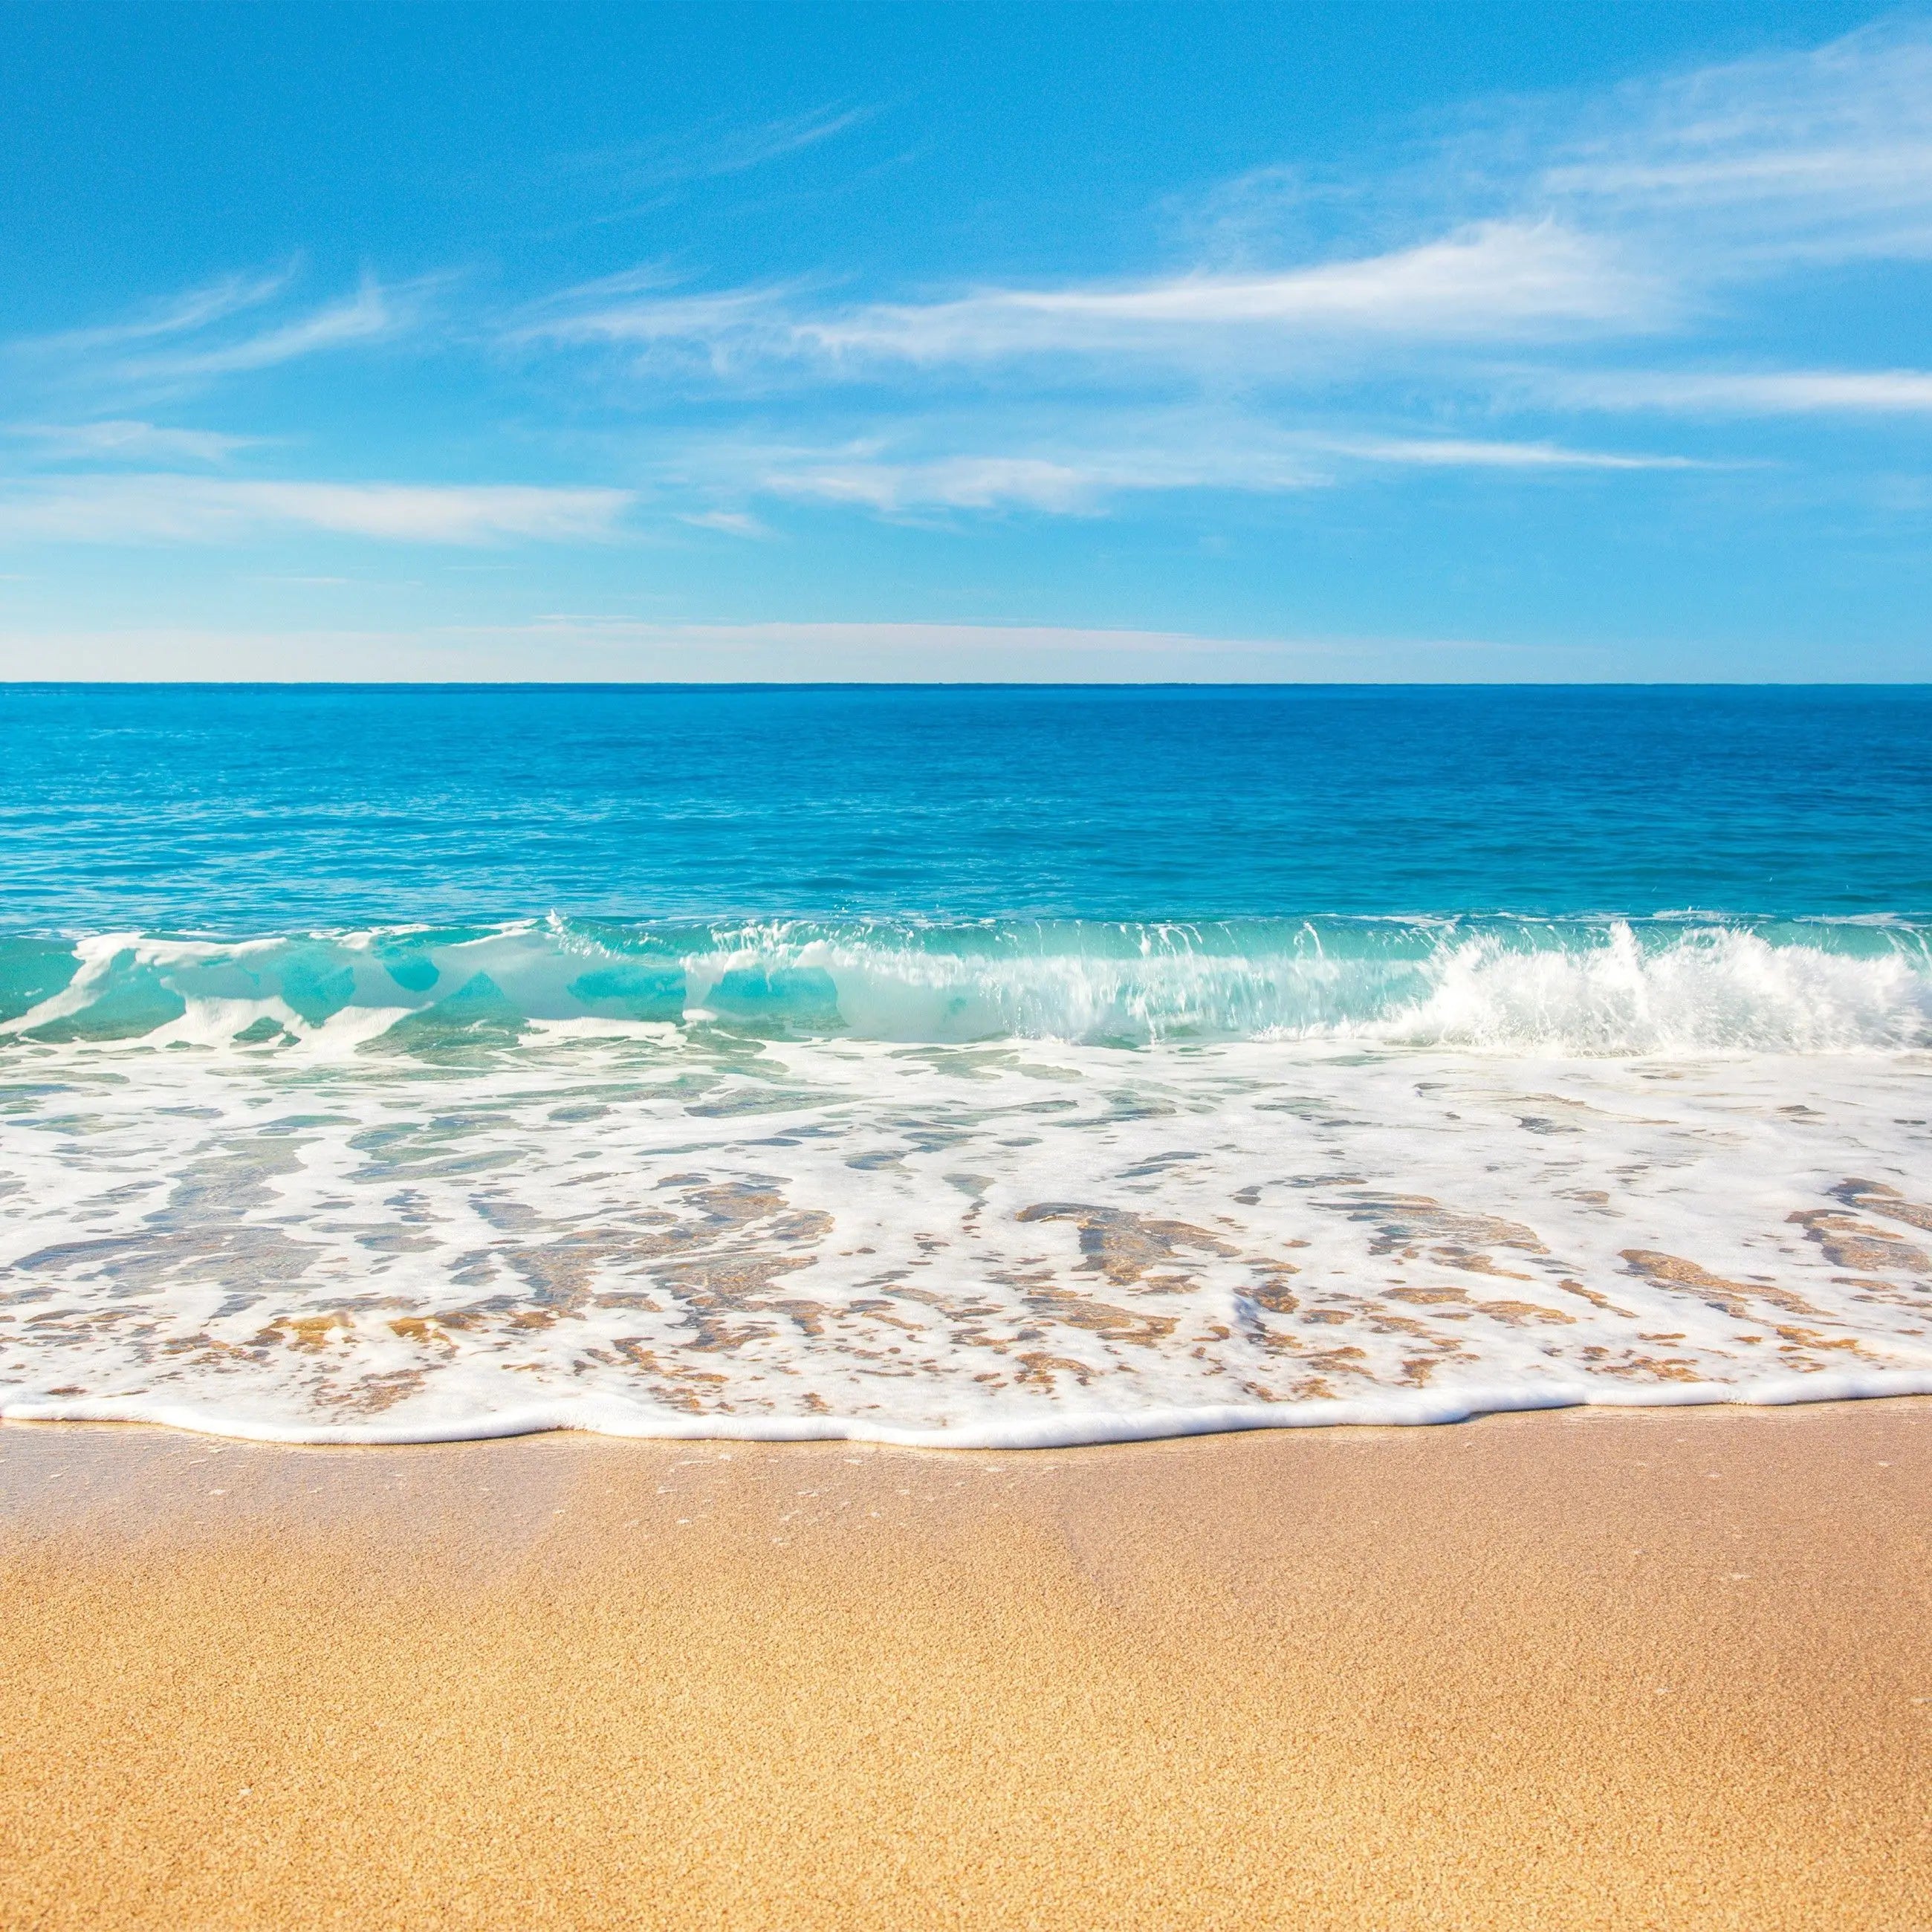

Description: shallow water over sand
[4,1024,1929,1443]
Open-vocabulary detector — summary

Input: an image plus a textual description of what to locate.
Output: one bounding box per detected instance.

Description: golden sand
[2,1402,1929,1929]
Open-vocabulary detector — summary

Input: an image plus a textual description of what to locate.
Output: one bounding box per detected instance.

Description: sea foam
[3,1012,1930,1445]
[3,915,1928,1055]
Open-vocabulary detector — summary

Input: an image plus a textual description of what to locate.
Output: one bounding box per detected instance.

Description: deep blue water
[1,684,1928,927]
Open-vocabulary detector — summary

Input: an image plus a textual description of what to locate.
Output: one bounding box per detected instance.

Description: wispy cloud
[522,24,1932,394]
[522,218,1654,374]
[1537,19,1932,265]
[19,267,298,354]
[551,105,875,194]
[759,450,1225,515]
[1304,432,1704,470]
[661,106,875,182]
[0,476,632,545]
[12,19,1925,562]
[114,275,425,383]
[510,276,815,369]
[527,105,881,236]
[5,420,256,464]
[675,508,773,537]
[1537,366,1932,415]
[10,617,1589,684]
[797,221,1654,355]
[13,268,435,397]
[738,421,1701,514]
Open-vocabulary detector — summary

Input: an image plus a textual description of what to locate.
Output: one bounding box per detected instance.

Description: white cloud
[520,22,1932,395]
[0,617,1370,682]
[759,452,1149,514]
[814,223,1650,360]
[520,615,1293,659]
[18,268,297,354]
[5,420,256,464]
[675,508,773,537]
[1537,367,1932,415]
[117,276,418,382]
[15,19,1923,556]
[548,105,875,197]
[13,270,435,397]
[523,219,1654,375]
[635,106,875,184]
[745,424,1698,513]
[510,279,815,368]
[1305,432,1702,470]
[0,476,632,545]
[1540,20,1932,264]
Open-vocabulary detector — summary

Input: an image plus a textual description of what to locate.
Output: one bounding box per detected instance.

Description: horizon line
[2,678,1929,693]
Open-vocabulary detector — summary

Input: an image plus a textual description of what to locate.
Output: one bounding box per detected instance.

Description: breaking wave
[2,915,1928,1057]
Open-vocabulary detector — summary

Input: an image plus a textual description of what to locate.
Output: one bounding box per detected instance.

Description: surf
[3,914,1929,1056]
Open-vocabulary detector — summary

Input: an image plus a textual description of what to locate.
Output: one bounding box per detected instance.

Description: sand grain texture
[1,1404,1929,1929]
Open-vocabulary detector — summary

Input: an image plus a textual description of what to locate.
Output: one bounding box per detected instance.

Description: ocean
[2,683,1929,1445]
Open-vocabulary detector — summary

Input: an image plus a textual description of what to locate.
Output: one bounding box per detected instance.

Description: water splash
[3,915,1928,1056]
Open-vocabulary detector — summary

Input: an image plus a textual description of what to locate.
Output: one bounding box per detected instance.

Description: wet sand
[2,1402,1928,1929]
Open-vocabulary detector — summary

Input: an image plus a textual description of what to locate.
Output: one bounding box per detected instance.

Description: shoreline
[4,1400,1929,1928]
[14,1371,1932,1447]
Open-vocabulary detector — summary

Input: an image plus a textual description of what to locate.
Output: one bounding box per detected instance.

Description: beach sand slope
[1,1403,1928,1929]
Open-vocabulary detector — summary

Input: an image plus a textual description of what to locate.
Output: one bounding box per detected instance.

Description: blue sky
[1,1,1928,680]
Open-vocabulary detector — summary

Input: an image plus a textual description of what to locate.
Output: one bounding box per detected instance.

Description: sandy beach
[2,1401,1928,1930]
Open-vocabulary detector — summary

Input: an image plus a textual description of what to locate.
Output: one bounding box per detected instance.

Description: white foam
[4,1025,1931,1445]
[4,917,1929,1054]
[1376,922,1932,1054]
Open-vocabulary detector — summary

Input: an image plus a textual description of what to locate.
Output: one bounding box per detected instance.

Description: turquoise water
[2,686,1930,1445]
[4,684,1929,924]
[2,684,1929,1048]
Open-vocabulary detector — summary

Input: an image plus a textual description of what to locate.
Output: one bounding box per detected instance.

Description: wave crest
[1379,923,1931,1054]
[1,915,1927,1056]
